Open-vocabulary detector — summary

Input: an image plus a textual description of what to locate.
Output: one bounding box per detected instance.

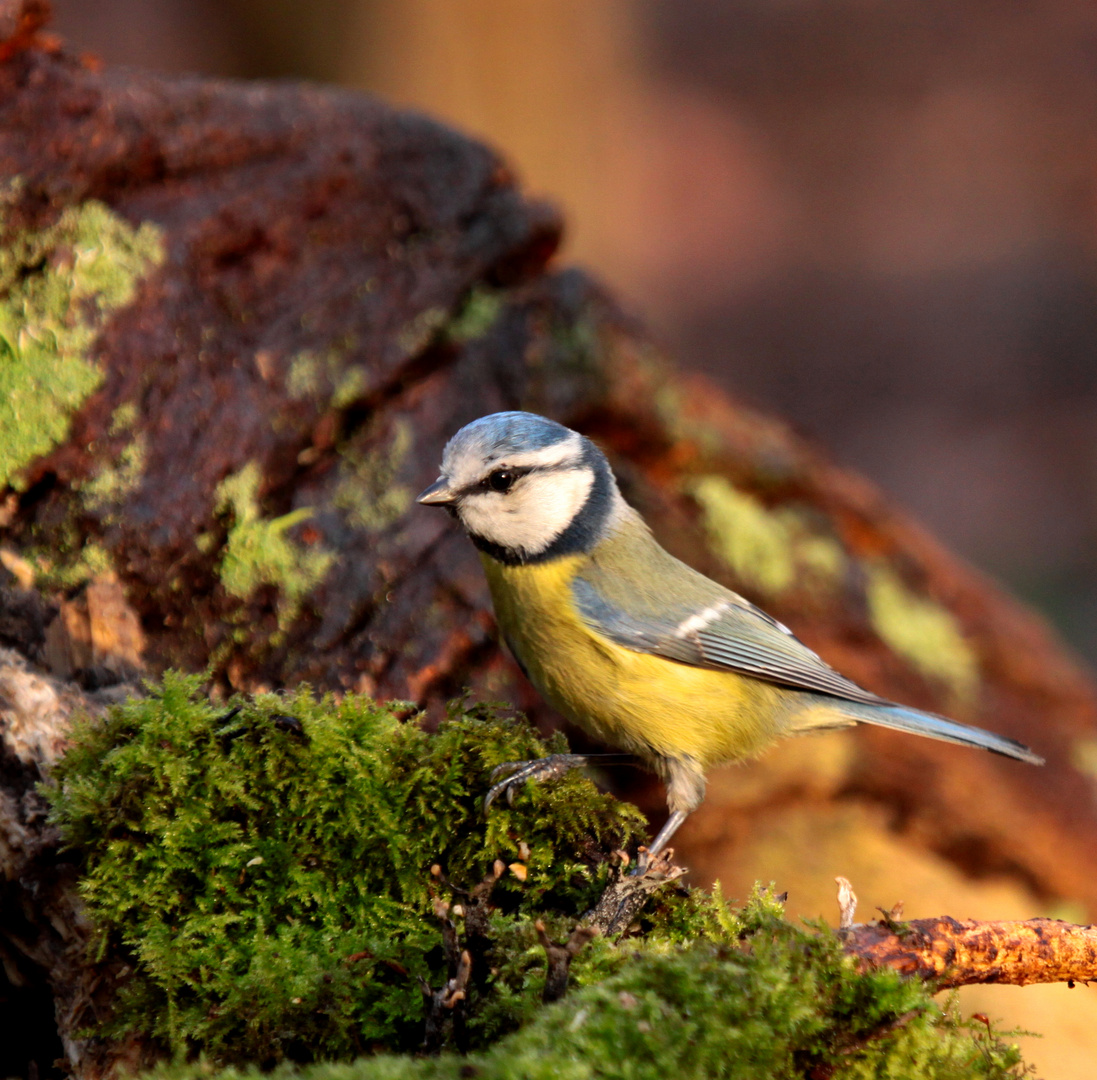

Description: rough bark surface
[2,5,1097,1077]
[845,916,1097,990]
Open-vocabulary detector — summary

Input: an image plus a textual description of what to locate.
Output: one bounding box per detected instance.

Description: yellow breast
[481,553,786,768]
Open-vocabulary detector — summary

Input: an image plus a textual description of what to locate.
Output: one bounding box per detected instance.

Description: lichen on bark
[215,463,336,628]
[0,189,164,489]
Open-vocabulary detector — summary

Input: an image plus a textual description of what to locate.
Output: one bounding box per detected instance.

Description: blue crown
[444,411,572,462]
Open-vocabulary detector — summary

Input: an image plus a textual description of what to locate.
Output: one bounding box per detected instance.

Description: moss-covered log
[37,675,1043,1079]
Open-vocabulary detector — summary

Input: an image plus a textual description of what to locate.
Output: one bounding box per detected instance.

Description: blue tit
[417,411,1043,863]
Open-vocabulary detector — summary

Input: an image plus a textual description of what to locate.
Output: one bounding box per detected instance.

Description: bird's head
[417,411,620,564]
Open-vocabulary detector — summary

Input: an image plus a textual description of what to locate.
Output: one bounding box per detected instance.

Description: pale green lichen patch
[216,462,334,626]
[688,475,846,598]
[397,306,448,356]
[333,421,413,531]
[286,351,323,400]
[445,286,503,343]
[865,564,979,709]
[654,383,724,458]
[32,539,115,590]
[80,433,147,512]
[332,366,367,408]
[0,193,164,490]
[551,308,601,373]
[287,347,367,409]
[108,401,138,436]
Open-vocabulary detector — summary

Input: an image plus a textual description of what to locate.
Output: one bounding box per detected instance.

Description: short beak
[417,477,457,506]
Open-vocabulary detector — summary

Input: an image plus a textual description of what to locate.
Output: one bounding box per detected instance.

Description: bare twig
[419,948,471,1053]
[431,859,506,1001]
[845,915,1097,989]
[420,877,479,1054]
[834,878,1097,989]
[535,921,599,1003]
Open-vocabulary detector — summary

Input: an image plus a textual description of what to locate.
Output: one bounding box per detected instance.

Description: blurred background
[53,0,1097,671]
[49,2,1097,1073]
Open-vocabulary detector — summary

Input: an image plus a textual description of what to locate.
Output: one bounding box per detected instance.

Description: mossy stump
[40,674,1031,1079]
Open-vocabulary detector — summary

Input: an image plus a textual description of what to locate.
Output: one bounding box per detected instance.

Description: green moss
[47,678,1032,1077]
[688,475,846,599]
[460,925,1024,1080]
[865,564,979,709]
[333,422,414,531]
[49,679,1026,1074]
[0,189,164,489]
[445,287,504,344]
[138,889,1029,1079]
[47,675,645,1064]
[216,463,334,625]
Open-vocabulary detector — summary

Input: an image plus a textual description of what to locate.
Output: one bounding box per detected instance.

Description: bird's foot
[629,808,690,876]
[484,753,592,811]
[630,845,678,877]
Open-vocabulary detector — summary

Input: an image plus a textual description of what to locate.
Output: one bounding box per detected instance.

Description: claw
[630,846,676,878]
[483,754,591,813]
[489,760,526,784]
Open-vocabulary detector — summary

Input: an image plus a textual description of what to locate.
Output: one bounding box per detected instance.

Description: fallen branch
[844,915,1097,989]
[835,879,1097,989]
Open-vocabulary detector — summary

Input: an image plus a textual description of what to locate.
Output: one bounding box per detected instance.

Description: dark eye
[487,469,516,493]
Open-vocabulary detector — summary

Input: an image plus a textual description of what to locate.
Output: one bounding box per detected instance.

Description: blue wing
[570,573,888,705]
[569,535,1043,765]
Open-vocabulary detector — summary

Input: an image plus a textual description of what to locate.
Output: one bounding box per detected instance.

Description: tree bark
[844,916,1097,990]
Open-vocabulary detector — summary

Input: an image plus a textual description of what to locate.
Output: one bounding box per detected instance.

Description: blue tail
[836,701,1044,765]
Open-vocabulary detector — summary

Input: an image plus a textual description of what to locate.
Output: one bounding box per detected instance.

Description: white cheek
[458,469,595,556]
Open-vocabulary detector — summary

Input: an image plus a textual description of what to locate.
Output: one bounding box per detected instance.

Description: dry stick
[431,859,506,1001]
[420,866,490,1054]
[845,916,1097,989]
[418,946,471,1055]
[835,878,1097,989]
[535,921,599,1003]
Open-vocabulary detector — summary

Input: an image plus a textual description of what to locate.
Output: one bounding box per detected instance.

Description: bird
[417,411,1044,867]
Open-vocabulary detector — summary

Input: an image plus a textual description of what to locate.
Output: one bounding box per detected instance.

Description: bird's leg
[484,753,637,811]
[632,755,706,874]
[633,809,690,874]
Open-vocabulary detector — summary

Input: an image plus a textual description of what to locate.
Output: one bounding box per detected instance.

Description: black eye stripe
[452,462,584,499]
